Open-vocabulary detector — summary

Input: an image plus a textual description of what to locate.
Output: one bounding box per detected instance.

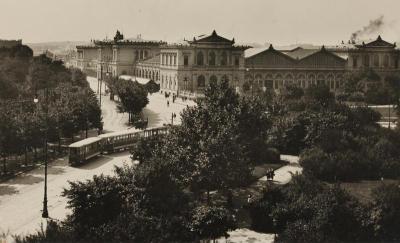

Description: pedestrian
[247,194,252,204]
[167,100,170,107]
[271,170,275,181]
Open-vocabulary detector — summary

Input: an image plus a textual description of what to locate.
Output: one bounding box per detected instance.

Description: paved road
[86,77,195,132]
[0,77,193,239]
[0,152,131,238]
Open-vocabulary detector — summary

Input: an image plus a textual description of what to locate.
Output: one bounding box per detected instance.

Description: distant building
[72,31,165,79]
[0,39,22,48]
[74,32,400,96]
[244,36,400,94]
[136,30,249,98]
[347,36,399,75]
[75,44,98,76]
[245,45,346,93]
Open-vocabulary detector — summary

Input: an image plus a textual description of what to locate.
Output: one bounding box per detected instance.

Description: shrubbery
[249,174,400,242]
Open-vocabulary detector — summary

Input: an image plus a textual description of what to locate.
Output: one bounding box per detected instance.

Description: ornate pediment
[356,36,396,48]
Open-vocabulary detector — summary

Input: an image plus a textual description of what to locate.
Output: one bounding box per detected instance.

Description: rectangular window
[184,55,189,66]
[353,57,358,68]
[235,56,240,66]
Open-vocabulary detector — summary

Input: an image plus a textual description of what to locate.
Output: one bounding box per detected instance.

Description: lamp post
[34,92,48,218]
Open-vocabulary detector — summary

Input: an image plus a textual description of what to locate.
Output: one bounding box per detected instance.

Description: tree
[370,183,400,241]
[115,79,149,123]
[62,175,124,240]
[253,175,374,243]
[145,79,160,94]
[190,205,236,242]
[304,84,335,109]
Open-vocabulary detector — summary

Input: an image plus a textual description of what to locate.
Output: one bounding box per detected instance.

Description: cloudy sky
[1,0,400,45]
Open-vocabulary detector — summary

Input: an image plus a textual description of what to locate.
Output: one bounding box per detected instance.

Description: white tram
[68,126,170,165]
[68,137,103,165]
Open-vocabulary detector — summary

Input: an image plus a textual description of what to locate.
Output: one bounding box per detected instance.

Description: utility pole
[42,87,49,218]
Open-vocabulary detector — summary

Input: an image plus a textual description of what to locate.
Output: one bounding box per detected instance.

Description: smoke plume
[350,15,384,43]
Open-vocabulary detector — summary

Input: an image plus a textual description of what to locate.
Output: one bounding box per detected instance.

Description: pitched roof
[246,44,296,64]
[283,47,319,59]
[357,35,395,48]
[191,30,234,44]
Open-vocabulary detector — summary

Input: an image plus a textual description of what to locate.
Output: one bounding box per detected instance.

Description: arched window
[275,74,283,89]
[209,52,216,66]
[197,52,204,66]
[308,74,316,86]
[285,74,293,85]
[197,75,206,88]
[373,55,379,67]
[317,74,325,86]
[297,74,306,88]
[265,74,273,89]
[220,51,227,66]
[327,74,334,89]
[210,75,217,84]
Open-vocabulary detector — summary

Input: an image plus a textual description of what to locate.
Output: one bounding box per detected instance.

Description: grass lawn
[339,179,399,203]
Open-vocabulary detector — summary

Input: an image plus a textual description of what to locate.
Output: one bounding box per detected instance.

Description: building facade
[154,30,249,97]
[244,36,400,94]
[76,45,98,76]
[74,33,400,96]
[347,36,400,76]
[245,45,346,93]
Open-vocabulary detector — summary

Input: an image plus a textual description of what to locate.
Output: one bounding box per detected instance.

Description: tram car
[68,126,171,165]
[68,137,103,165]
[99,129,141,153]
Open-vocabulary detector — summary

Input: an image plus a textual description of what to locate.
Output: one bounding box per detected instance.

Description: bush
[299,148,375,181]
[371,183,400,241]
[263,147,280,164]
[348,91,365,102]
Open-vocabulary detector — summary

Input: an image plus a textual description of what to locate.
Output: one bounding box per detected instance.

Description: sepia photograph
[0,0,400,242]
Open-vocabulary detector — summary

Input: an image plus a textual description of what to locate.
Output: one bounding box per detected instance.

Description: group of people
[266,168,275,181]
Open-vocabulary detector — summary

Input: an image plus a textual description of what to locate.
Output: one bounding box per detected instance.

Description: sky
[1,0,400,45]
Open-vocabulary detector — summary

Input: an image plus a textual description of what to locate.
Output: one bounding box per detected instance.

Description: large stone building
[347,36,399,75]
[74,31,165,79]
[244,36,400,94]
[75,44,98,76]
[74,32,400,97]
[136,30,249,97]
[245,45,346,93]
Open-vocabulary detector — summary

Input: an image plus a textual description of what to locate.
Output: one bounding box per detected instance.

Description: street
[86,77,195,131]
[0,77,194,238]
[0,77,301,242]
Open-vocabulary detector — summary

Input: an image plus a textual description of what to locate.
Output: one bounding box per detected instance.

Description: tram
[68,137,103,165]
[68,126,170,165]
[99,130,141,153]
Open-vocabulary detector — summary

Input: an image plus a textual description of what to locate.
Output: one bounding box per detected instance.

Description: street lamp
[34,92,49,218]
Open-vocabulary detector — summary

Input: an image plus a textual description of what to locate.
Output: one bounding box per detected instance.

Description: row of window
[134,50,148,61]
[194,51,240,66]
[161,53,177,66]
[352,54,399,68]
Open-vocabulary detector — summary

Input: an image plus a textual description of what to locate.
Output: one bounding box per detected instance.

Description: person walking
[167,100,170,107]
